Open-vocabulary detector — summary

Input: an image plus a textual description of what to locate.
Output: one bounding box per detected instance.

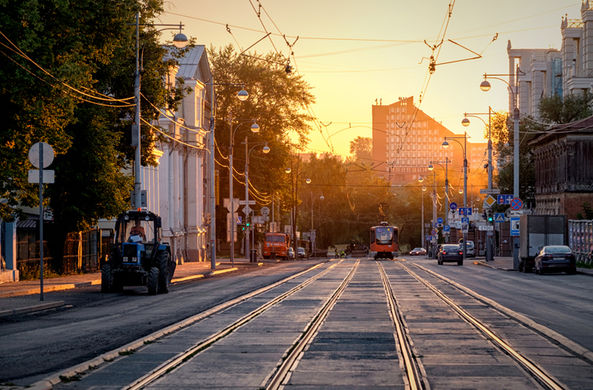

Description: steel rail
[36,261,330,389]
[400,263,566,390]
[126,261,344,390]
[377,262,427,390]
[264,260,360,390]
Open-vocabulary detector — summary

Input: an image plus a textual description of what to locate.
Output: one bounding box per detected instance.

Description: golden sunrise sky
[160,0,581,156]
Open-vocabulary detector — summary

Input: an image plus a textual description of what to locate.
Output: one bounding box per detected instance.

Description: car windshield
[412,248,422,251]
[265,234,285,243]
[545,246,571,254]
[442,245,459,251]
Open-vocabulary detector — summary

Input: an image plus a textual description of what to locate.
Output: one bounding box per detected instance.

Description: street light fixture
[132,12,188,210]
[461,108,494,261]
[442,133,468,262]
[481,67,522,269]
[244,139,270,262]
[228,116,259,265]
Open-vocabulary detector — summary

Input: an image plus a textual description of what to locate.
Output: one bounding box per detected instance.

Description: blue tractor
[101,210,175,295]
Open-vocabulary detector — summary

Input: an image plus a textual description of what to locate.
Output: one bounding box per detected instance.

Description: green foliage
[0,1,191,266]
[208,45,315,216]
[538,93,593,124]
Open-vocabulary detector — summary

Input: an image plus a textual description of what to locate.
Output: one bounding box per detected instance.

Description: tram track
[378,262,428,390]
[263,260,359,390]
[396,262,591,390]
[34,261,337,389]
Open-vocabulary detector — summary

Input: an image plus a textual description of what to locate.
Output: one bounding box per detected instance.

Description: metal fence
[63,229,113,273]
[568,220,593,265]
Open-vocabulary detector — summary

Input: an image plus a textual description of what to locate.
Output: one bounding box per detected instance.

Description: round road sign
[28,142,54,168]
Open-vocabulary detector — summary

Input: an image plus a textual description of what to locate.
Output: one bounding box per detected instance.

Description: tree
[538,93,593,124]
[208,45,315,243]
[0,0,188,268]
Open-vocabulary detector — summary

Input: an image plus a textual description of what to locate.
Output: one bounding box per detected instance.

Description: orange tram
[369,222,399,259]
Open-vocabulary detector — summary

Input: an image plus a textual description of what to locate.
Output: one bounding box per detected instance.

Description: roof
[528,115,593,145]
[163,45,211,82]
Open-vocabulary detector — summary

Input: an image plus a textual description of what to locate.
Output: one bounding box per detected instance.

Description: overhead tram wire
[0,30,134,105]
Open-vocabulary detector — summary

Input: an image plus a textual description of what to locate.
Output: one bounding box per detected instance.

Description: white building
[142,45,213,264]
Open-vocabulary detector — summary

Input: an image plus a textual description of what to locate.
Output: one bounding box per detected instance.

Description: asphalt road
[1,257,592,389]
[407,256,593,352]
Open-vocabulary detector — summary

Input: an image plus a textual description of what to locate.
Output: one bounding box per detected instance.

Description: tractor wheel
[101,264,113,293]
[157,251,170,294]
[147,267,159,295]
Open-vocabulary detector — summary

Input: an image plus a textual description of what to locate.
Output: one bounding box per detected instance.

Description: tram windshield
[374,226,395,245]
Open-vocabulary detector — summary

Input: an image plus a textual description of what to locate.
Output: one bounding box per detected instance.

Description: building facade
[530,115,593,218]
[372,97,486,185]
[142,45,213,264]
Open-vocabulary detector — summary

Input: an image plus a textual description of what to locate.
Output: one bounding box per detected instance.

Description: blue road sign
[510,216,520,236]
[450,202,457,210]
[443,225,450,232]
[458,207,472,216]
[510,197,523,210]
[461,217,469,224]
[437,217,443,224]
[497,194,513,205]
[494,213,505,223]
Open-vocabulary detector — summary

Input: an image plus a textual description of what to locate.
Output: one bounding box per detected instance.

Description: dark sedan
[534,245,576,274]
[437,244,463,266]
[409,247,427,256]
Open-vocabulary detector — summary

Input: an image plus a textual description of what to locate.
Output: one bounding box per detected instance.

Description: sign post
[28,142,55,302]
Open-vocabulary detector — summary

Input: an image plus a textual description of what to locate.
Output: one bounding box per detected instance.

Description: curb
[0,301,65,318]
[474,260,515,271]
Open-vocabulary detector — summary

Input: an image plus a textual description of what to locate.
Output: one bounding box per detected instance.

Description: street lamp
[418,176,426,249]
[132,12,188,209]
[462,108,494,261]
[285,160,310,257]
[244,138,270,262]
[428,158,450,241]
[481,67,521,269]
[442,133,468,262]
[228,115,259,264]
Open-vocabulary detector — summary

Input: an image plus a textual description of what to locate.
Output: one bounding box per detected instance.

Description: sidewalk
[474,256,593,275]
[0,257,264,318]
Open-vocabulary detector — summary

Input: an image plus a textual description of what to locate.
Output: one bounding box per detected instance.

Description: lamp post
[428,158,450,241]
[418,177,427,249]
[462,108,494,261]
[207,83,249,270]
[284,161,310,257]
[132,12,188,209]
[228,115,259,264]
[481,67,521,269]
[244,137,270,262]
[443,133,468,262]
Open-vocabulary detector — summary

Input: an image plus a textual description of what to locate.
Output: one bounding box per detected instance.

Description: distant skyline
[159,0,582,156]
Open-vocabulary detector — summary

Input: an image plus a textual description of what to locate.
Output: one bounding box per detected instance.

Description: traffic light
[487,210,493,223]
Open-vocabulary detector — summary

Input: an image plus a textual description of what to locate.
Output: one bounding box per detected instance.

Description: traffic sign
[497,194,513,205]
[510,216,520,236]
[443,225,450,232]
[478,225,494,231]
[494,213,505,223]
[28,142,54,169]
[449,202,457,210]
[437,217,443,224]
[239,200,256,205]
[260,206,270,216]
[479,188,501,194]
[484,195,496,208]
[461,217,469,224]
[242,206,252,215]
[459,207,472,216]
[510,197,523,210]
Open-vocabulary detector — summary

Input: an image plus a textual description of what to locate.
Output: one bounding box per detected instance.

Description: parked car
[534,245,576,274]
[297,247,306,258]
[409,247,427,256]
[437,244,463,266]
[458,239,475,257]
[287,247,295,259]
